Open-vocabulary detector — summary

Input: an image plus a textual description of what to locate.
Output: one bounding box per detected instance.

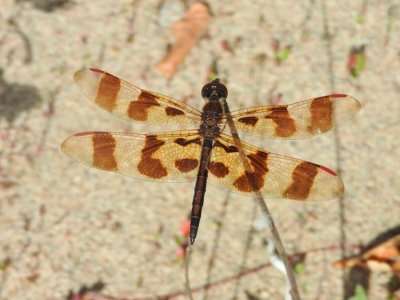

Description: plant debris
[156,2,211,79]
[334,234,400,272]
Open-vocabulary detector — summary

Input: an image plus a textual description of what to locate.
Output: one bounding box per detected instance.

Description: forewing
[230,94,361,139]
[208,134,344,201]
[61,130,202,182]
[74,68,202,126]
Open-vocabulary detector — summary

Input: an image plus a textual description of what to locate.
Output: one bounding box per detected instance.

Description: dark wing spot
[174,137,202,146]
[233,151,268,192]
[214,140,238,153]
[266,106,296,137]
[92,133,117,170]
[95,73,120,112]
[283,162,318,200]
[234,172,264,192]
[165,106,185,116]
[137,135,167,178]
[175,158,199,173]
[128,90,160,121]
[247,151,268,172]
[208,162,229,178]
[308,96,333,134]
[237,116,258,126]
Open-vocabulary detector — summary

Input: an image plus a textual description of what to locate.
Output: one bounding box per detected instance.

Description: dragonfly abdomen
[190,138,213,244]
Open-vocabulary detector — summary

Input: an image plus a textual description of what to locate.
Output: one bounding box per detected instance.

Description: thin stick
[221,99,301,300]
[231,203,258,299]
[184,245,194,300]
[202,190,231,300]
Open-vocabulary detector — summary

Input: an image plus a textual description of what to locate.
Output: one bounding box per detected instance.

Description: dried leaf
[0,258,11,271]
[0,180,16,189]
[334,235,400,272]
[156,2,211,78]
[27,273,40,283]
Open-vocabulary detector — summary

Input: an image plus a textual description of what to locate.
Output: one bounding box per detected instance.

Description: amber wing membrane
[61,130,203,182]
[229,94,361,139]
[207,134,344,201]
[74,68,202,126]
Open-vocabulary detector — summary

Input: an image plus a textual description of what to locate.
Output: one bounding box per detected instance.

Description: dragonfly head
[201,78,228,102]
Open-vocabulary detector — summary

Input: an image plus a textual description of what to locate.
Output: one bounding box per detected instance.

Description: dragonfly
[62,68,361,244]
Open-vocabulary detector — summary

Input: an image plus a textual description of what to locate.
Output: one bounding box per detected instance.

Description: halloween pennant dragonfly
[62,68,361,244]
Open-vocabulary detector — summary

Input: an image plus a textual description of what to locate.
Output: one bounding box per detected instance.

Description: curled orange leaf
[156,2,211,79]
[334,234,400,272]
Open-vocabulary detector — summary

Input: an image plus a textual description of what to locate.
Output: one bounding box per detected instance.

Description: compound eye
[216,83,228,98]
[201,83,214,99]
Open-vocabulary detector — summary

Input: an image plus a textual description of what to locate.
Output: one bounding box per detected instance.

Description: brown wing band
[308,96,333,133]
[266,106,296,137]
[95,72,120,112]
[92,133,117,170]
[284,162,318,200]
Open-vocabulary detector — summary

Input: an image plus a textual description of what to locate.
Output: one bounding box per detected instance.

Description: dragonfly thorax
[199,117,220,138]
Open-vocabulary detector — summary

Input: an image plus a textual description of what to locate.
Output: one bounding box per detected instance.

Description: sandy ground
[0,0,399,299]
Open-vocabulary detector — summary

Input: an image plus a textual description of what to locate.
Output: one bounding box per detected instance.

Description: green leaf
[207,59,219,81]
[301,282,309,294]
[356,15,365,24]
[275,46,291,64]
[294,263,305,275]
[348,284,368,300]
[173,234,185,245]
[351,52,365,77]
[0,258,11,271]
